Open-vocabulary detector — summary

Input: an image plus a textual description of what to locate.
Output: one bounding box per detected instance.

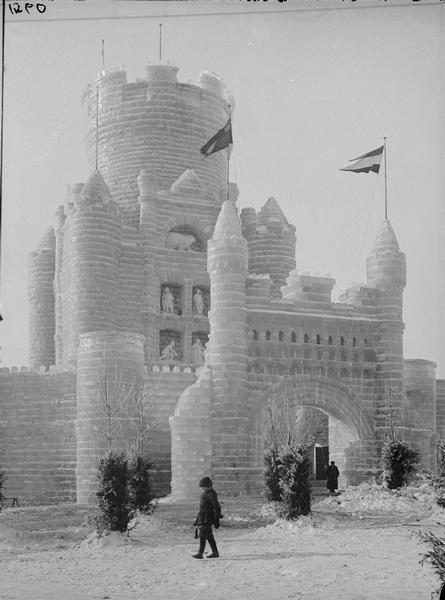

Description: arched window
[266,330,271,341]
[166,224,206,252]
[353,337,357,347]
[291,332,297,343]
[304,334,309,343]
[316,334,321,345]
[328,335,333,345]
[252,330,258,341]
[278,331,284,342]
[340,336,345,346]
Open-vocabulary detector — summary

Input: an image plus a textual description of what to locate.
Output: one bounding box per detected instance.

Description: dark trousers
[198,525,218,554]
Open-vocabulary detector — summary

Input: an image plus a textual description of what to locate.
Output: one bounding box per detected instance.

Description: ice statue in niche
[161,287,175,314]
[193,288,204,315]
[160,339,180,362]
[166,231,197,251]
[191,338,205,364]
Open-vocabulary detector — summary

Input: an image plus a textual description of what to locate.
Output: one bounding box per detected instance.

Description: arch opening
[261,375,375,488]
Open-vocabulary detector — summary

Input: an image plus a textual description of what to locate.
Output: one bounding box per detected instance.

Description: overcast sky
[1,0,444,377]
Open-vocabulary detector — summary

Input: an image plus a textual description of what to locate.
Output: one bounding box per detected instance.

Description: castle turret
[241,197,296,298]
[85,66,230,210]
[366,220,406,446]
[60,171,121,368]
[207,200,252,494]
[75,331,145,503]
[28,226,56,369]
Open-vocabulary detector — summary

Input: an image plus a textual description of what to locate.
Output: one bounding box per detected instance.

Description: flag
[200,119,233,157]
[340,145,384,174]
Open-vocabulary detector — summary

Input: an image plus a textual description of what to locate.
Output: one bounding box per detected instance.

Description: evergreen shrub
[128,455,155,513]
[0,471,5,500]
[437,442,445,478]
[277,443,312,519]
[420,531,445,596]
[426,442,445,508]
[264,447,282,502]
[382,439,419,490]
[96,451,130,533]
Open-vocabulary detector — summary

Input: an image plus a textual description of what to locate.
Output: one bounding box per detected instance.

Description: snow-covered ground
[1,484,444,600]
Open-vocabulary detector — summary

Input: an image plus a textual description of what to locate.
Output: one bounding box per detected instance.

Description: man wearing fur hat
[193,477,222,559]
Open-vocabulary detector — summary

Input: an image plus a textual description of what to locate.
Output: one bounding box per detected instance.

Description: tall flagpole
[159,24,162,62]
[95,83,99,171]
[101,39,105,74]
[384,136,388,220]
[95,41,103,171]
[226,104,231,202]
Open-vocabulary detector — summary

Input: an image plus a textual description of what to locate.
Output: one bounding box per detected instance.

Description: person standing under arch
[326,460,340,496]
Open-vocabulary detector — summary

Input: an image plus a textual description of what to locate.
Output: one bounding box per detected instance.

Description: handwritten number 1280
[8,3,47,14]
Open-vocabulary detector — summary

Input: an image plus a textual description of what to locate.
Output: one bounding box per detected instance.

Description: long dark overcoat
[326,465,339,490]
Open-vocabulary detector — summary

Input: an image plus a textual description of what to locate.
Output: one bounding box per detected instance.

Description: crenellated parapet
[84,65,231,210]
[282,270,335,307]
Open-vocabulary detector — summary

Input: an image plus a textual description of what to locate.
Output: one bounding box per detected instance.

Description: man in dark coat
[193,476,222,559]
[326,461,340,495]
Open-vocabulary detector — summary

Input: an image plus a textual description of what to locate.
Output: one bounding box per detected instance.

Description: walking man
[193,477,222,559]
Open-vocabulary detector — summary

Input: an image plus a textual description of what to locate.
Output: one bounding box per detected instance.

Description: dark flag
[200,119,233,158]
[340,145,384,174]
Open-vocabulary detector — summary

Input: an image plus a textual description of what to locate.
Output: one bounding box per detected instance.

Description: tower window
[316,334,321,345]
[266,330,271,341]
[278,331,284,342]
[304,334,309,343]
[252,330,258,341]
[340,336,345,346]
[328,335,333,345]
[364,338,369,345]
[166,224,206,252]
[291,332,297,343]
[353,337,357,347]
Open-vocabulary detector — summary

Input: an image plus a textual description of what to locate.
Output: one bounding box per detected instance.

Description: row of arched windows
[247,361,374,379]
[251,330,370,347]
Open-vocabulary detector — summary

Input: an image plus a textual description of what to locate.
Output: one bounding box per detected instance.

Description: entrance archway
[260,374,376,486]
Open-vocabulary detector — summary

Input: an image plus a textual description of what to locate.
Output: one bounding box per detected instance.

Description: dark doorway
[315,446,329,480]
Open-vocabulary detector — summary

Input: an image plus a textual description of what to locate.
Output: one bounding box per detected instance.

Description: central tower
[85,65,230,211]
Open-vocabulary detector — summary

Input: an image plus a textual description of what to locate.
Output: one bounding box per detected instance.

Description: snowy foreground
[1,483,445,600]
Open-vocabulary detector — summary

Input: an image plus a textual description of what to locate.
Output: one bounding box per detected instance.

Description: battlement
[87,64,227,118]
[282,269,335,305]
[338,282,379,308]
[0,365,70,375]
[149,363,198,375]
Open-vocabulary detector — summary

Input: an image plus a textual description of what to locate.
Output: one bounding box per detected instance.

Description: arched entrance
[260,374,376,487]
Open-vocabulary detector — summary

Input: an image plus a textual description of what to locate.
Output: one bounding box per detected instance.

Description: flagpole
[384,136,388,220]
[95,83,99,171]
[159,24,162,62]
[226,104,231,202]
[101,39,105,74]
[96,40,102,171]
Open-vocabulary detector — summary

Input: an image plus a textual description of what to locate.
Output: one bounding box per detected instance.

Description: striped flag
[200,119,233,158]
[340,145,384,174]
